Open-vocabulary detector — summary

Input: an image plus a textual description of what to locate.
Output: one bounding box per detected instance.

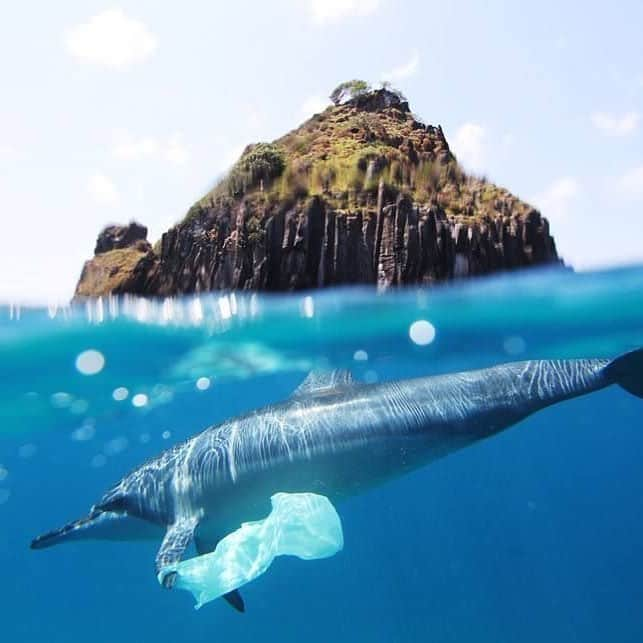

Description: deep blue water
[1,266,643,642]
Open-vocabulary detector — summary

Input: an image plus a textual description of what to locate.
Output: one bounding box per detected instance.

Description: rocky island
[75,83,559,298]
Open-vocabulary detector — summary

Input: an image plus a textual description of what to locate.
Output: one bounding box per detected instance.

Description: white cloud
[501,132,515,151]
[64,9,157,68]
[309,0,380,23]
[618,166,643,197]
[112,130,189,165]
[533,177,579,219]
[301,95,330,118]
[164,133,189,165]
[88,173,119,206]
[245,107,263,130]
[382,51,420,82]
[554,35,567,50]
[590,111,639,136]
[0,145,17,163]
[113,134,158,161]
[452,122,486,172]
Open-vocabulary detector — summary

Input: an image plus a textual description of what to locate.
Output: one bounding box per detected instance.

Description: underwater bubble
[190,298,204,324]
[156,388,174,404]
[139,432,151,444]
[162,430,171,440]
[51,392,72,408]
[301,296,315,318]
[104,437,128,456]
[112,386,129,401]
[364,370,379,384]
[75,349,105,376]
[503,335,527,356]
[196,377,211,391]
[91,454,107,468]
[218,296,232,320]
[18,443,36,459]
[152,384,170,397]
[70,399,89,415]
[132,393,148,408]
[152,384,174,404]
[108,296,119,319]
[0,489,10,505]
[249,294,259,317]
[409,320,436,346]
[353,350,368,362]
[161,298,175,324]
[0,466,7,481]
[135,299,150,323]
[71,423,95,442]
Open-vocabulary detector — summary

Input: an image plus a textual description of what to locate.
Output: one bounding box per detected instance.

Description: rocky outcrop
[151,195,557,293]
[74,87,561,298]
[75,224,157,298]
[74,197,558,297]
[94,222,149,254]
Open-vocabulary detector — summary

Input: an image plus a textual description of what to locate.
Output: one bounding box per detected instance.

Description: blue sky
[1,0,641,302]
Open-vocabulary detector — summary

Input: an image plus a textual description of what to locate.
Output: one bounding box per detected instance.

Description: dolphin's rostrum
[31,350,643,610]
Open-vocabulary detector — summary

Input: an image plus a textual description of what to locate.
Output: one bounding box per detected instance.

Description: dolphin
[31,350,643,611]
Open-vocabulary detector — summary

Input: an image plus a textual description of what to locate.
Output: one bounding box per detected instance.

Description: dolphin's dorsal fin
[292,369,354,397]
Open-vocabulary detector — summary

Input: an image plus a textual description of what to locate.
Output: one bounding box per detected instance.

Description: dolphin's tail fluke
[605,349,643,398]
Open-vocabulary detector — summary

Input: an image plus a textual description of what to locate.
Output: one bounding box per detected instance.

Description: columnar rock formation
[76,200,557,297]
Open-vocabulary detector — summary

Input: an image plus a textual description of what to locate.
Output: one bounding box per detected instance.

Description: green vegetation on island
[185,82,535,228]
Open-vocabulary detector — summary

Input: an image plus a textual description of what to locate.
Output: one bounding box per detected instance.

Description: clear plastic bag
[159,492,344,609]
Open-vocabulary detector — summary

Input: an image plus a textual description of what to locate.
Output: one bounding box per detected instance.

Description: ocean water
[1,266,643,643]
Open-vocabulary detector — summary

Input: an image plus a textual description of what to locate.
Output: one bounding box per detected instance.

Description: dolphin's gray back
[218,357,612,468]
[141,357,611,533]
[400,357,612,432]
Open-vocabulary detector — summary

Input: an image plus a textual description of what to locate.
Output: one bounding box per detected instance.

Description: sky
[0,0,642,302]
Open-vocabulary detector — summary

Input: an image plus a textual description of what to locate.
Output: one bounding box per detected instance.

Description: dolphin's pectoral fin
[223,589,246,613]
[160,571,178,589]
[156,516,199,589]
[195,535,246,613]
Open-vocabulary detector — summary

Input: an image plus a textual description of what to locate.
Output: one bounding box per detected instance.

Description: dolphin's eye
[97,492,127,513]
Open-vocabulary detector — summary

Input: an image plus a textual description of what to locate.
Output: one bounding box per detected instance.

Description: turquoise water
[1,266,643,642]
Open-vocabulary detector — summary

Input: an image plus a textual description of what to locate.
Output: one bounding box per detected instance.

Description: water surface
[1,266,643,642]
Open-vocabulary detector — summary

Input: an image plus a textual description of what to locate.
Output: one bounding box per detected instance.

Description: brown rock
[94,222,149,255]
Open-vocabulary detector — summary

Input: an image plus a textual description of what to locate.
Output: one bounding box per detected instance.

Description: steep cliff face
[75,89,560,298]
[147,194,556,293]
